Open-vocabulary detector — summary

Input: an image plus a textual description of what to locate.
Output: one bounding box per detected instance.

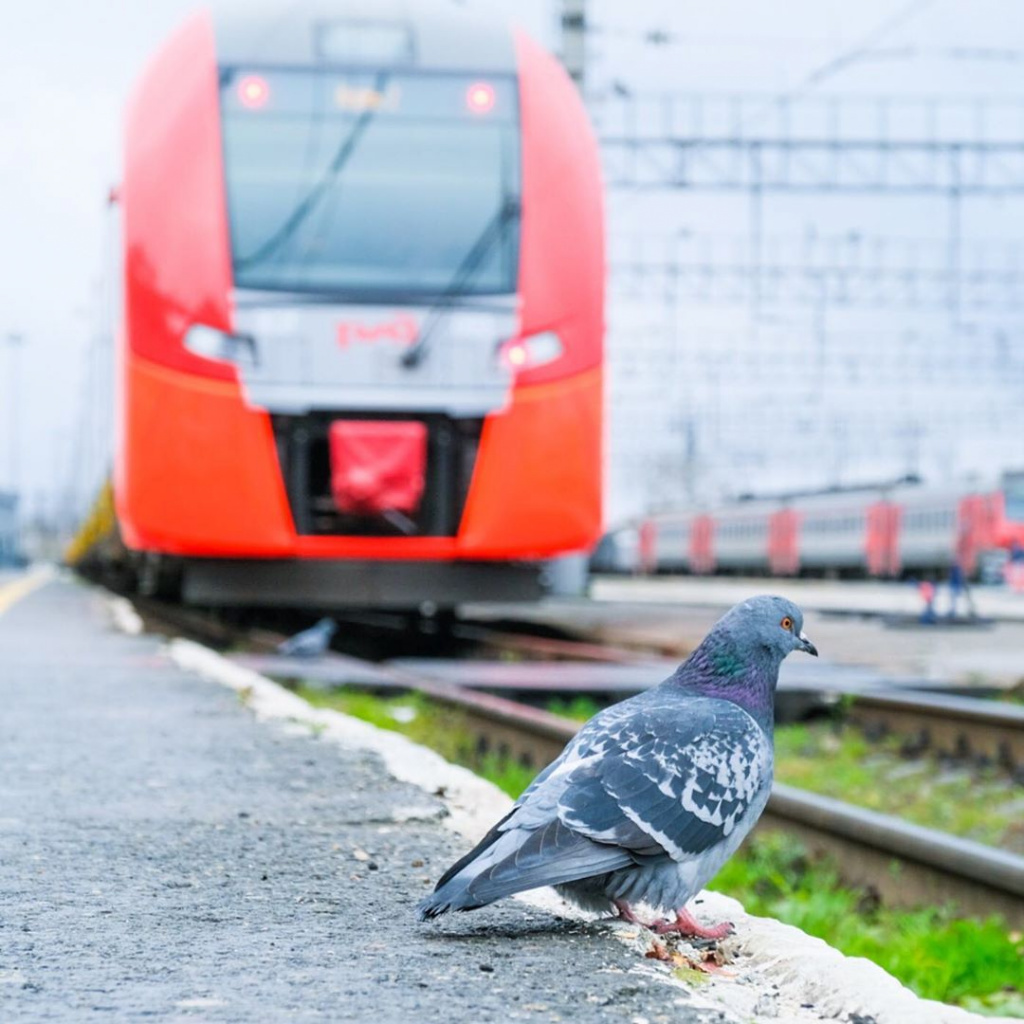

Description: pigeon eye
[780,616,793,631]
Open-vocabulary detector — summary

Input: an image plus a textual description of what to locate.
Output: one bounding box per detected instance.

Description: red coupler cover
[328,420,427,516]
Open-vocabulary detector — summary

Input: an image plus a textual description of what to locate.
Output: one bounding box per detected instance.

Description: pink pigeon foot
[612,899,643,925]
[613,901,732,940]
[652,907,734,940]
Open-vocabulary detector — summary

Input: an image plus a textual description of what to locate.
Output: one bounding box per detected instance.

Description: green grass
[295,685,1024,1015]
[1003,680,1024,705]
[296,686,537,797]
[773,722,1024,853]
[711,832,1024,1016]
[544,695,604,722]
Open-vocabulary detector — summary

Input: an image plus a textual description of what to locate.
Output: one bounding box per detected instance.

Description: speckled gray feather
[418,595,816,921]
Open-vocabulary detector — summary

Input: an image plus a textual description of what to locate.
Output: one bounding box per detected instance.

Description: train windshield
[220,69,520,298]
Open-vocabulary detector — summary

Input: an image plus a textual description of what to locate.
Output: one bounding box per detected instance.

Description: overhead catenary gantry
[597,93,1024,324]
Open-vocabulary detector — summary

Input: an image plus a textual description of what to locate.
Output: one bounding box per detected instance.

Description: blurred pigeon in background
[276,617,338,659]
[418,595,817,937]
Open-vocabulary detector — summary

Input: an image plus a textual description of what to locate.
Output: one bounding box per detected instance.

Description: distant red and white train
[595,473,1024,580]
[72,1,605,607]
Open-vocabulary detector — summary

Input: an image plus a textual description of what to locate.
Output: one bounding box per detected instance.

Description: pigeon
[417,595,817,936]
[276,618,338,659]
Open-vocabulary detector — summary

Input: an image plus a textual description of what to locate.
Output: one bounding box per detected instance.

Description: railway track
[846,690,1024,772]
[124,593,1024,926]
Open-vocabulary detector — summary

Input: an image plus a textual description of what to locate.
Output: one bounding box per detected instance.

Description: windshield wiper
[235,71,390,272]
[400,197,520,370]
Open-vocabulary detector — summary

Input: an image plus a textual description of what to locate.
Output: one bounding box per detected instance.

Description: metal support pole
[4,332,25,560]
[560,0,586,89]
[5,333,23,499]
[948,145,962,324]
[749,143,763,320]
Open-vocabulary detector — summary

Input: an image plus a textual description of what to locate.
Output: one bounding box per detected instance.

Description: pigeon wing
[555,697,772,861]
[418,695,770,917]
[420,706,643,915]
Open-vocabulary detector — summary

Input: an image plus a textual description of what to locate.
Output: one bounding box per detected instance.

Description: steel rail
[452,622,650,663]
[769,783,1024,900]
[847,690,1024,769]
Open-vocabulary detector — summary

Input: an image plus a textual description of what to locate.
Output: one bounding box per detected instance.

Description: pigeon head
[675,595,816,719]
[717,595,817,662]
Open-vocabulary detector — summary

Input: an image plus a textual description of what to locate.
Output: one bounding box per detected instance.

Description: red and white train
[597,473,1024,580]
[76,1,605,607]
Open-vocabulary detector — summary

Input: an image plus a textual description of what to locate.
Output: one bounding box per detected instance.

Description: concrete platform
[0,572,1006,1023]
[590,575,1024,622]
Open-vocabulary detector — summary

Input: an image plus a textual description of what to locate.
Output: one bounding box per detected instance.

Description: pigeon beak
[797,632,818,657]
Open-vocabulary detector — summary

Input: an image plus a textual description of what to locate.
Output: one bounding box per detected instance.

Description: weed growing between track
[296,685,1024,1015]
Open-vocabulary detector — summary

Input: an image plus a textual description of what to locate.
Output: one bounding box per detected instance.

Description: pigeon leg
[612,899,644,925]
[653,907,734,940]
[613,901,732,939]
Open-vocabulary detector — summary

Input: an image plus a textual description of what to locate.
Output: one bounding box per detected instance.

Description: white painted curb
[108,595,143,636]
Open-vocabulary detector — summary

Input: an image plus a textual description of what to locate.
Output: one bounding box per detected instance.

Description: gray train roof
[214,0,517,72]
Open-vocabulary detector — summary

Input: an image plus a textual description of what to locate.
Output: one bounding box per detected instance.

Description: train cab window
[220,69,521,298]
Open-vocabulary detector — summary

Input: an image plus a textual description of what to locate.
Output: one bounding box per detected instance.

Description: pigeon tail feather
[417,819,633,920]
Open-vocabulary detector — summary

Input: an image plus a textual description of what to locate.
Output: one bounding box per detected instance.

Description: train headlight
[237,75,270,110]
[466,82,496,114]
[184,325,258,369]
[498,331,563,371]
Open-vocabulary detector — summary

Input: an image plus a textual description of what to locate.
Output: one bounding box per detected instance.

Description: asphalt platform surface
[0,578,726,1023]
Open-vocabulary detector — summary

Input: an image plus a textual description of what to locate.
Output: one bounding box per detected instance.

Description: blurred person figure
[948,523,978,619]
[1006,541,1024,594]
[916,578,937,624]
